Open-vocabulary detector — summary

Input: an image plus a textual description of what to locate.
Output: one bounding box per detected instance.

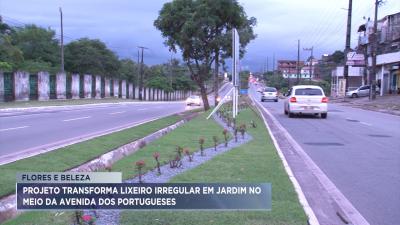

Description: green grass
[111,110,224,180]
[0,98,140,109]
[0,115,180,197]
[3,212,75,225]
[4,108,307,225]
[119,109,307,225]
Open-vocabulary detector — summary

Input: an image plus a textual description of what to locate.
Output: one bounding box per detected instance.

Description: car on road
[185,95,202,106]
[261,87,278,102]
[345,85,379,98]
[284,85,328,118]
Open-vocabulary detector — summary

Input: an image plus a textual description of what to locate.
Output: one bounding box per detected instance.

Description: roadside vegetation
[119,107,307,225]
[5,101,307,225]
[0,114,181,197]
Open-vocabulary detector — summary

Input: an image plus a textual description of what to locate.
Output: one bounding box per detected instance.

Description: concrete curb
[0,114,195,223]
[0,100,186,113]
[249,95,319,225]
[250,94,370,225]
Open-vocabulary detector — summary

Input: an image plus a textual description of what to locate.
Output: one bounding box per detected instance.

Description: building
[300,58,318,79]
[357,12,400,95]
[331,66,365,97]
[277,60,305,79]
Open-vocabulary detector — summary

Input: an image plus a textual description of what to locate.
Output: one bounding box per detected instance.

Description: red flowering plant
[199,137,205,156]
[81,214,95,225]
[184,148,194,162]
[153,152,161,175]
[135,160,146,183]
[212,135,219,151]
[222,129,229,147]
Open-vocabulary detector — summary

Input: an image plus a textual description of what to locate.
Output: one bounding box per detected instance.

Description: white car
[186,95,202,106]
[284,85,328,118]
[261,87,278,102]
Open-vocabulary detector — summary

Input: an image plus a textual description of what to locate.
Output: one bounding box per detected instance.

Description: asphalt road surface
[0,83,232,161]
[250,84,400,225]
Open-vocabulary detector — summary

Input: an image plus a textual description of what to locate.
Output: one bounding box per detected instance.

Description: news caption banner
[16,172,271,210]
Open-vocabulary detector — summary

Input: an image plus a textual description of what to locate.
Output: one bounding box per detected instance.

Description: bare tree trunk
[200,84,210,111]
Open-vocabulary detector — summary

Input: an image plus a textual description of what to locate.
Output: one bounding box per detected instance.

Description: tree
[12,24,59,70]
[118,59,138,83]
[0,21,23,71]
[154,0,256,110]
[64,38,120,76]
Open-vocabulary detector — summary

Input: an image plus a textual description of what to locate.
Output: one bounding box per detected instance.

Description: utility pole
[344,0,353,94]
[59,7,64,72]
[370,0,381,100]
[297,39,301,84]
[214,49,219,107]
[304,47,314,83]
[266,56,269,72]
[138,46,148,100]
[272,53,275,75]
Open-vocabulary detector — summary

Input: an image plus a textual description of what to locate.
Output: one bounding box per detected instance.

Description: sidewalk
[330,95,400,116]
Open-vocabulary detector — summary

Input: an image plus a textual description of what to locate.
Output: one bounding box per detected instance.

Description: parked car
[185,95,202,106]
[345,85,379,98]
[261,87,278,102]
[284,85,328,118]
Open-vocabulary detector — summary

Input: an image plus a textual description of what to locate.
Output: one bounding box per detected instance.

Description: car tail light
[290,97,297,103]
[321,97,329,103]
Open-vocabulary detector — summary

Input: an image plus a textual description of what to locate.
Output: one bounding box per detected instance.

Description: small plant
[175,146,183,158]
[169,155,182,168]
[239,124,247,139]
[199,137,205,156]
[232,117,236,127]
[153,152,161,175]
[212,135,219,151]
[81,214,95,225]
[227,117,231,127]
[75,211,83,224]
[184,148,194,162]
[250,120,257,128]
[135,160,145,183]
[104,165,112,172]
[234,126,238,142]
[222,129,229,147]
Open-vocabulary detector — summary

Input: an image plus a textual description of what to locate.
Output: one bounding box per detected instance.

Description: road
[250,84,400,225]
[0,83,232,163]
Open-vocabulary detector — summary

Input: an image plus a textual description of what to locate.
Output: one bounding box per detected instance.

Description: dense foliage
[0,20,195,92]
[154,0,256,110]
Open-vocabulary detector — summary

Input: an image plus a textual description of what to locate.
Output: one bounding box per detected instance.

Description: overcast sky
[1,0,399,72]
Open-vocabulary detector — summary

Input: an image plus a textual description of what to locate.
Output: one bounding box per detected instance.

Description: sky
[1,0,399,72]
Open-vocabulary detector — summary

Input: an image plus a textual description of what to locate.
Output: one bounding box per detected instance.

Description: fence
[0,71,192,103]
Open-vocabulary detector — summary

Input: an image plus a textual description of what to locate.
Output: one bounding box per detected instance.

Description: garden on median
[4,101,308,225]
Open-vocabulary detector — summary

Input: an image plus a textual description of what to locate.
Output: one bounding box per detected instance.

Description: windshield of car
[294,88,323,96]
[264,88,277,92]
[190,96,199,99]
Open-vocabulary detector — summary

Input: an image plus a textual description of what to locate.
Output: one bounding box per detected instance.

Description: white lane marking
[109,111,126,115]
[138,108,148,111]
[0,126,29,132]
[62,116,91,122]
[360,122,372,126]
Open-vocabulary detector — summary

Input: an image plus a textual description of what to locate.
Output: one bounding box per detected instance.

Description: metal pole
[59,7,64,72]
[138,46,148,100]
[343,0,353,93]
[297,39,300,84]
[370,0,380,100]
